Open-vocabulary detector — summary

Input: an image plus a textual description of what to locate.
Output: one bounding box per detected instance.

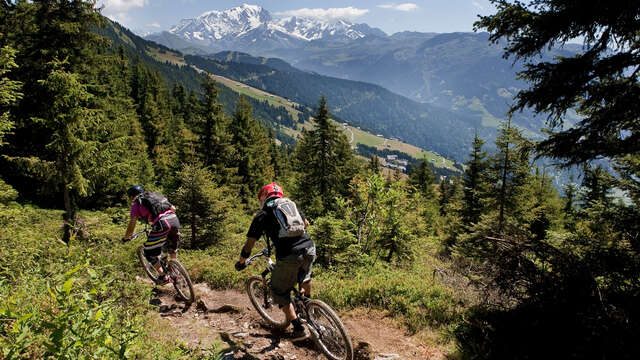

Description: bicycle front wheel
[137,245,160,283]
[246,276,289,329]
[306,300,353,360]
[167,260,195,303]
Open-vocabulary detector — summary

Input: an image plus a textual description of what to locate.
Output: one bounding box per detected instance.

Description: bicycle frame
[131,226,170,272]
[245,245,311,323]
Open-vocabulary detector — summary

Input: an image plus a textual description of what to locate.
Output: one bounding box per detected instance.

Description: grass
[1,203,468,358]
[466,97,502,128]
[147,47,186,67]
[342,124,460,171]
[205,73,301,119]
[0,204,226,359]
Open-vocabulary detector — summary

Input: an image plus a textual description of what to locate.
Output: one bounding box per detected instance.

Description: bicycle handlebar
[245,248,269,266]
[130,226,149,240]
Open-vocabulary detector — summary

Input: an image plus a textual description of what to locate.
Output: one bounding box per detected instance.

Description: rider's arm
[124,217,137,239]
[238,236,257,264]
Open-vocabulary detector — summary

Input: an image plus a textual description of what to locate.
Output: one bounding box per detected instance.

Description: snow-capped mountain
[159,4,386,52]
[169,4,271,42]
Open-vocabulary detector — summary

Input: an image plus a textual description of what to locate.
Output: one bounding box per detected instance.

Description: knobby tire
[137,245,159,283]
[168,260,195,304]
[246,275,289,329]
[306,300,353,360]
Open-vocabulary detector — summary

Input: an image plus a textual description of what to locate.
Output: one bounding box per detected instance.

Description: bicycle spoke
[167,261,194,303]
[246,276,288,328]
[307,303,351,360]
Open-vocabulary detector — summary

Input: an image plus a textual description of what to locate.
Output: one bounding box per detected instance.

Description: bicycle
[244,244,354,360]
[130,227,195,304]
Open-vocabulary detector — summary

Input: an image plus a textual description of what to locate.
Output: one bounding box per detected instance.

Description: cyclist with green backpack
[122,185,181,285]
[235,182,316,342]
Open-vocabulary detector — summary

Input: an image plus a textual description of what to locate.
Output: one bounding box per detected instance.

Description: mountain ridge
[153,4,388,53]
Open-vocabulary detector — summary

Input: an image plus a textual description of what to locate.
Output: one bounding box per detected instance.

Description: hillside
[186,53,484,161]
[101,20,462,171]
[98,20,304,145]
[145,5,578,159]
[192,65,461,174]
[270,32,581,135]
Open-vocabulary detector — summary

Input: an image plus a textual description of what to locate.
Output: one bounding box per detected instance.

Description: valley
[182,53,461,173]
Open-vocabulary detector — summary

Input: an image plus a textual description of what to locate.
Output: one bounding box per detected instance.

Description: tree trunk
[191,212,197,249]
[63,187,73,243]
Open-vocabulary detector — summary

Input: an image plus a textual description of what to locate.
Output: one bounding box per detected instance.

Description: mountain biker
[235,182,316,342]
[122,185,180,285]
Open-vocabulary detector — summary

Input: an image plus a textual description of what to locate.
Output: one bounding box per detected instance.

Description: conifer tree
[83,49,155,205]
[267,128,284,180]
[293,96,357,216]
[39,62,94,242]
[196,76,235,184]
[462,134,489,226]
[229,96,273,204]
[408,158,436,199]
[580,165,612,209]
[563,175,578,219]
[439,177,451,215]
[368,155,382,174]
[0,46,21,147]
[173,162,230,249]
[0,45,22,203]
[487,119,531,231]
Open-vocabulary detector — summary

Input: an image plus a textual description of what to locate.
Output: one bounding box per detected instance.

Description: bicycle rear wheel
[246,275,289,329]
[137,245,160,283]
[167,260,195,303]
[306,300,353,360]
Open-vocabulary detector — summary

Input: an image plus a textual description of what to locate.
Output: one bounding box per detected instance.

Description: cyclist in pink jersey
[122,185,180,285]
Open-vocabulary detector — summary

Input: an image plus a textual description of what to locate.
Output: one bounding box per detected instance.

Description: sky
[96,0,497,36]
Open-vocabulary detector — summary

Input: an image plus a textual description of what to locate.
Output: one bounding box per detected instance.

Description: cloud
[472,1,484,10]
[145,22,161,28]
[275,7,369,21]
[98,0,148,13]
[96,0,149,25]
[377,3,419,12]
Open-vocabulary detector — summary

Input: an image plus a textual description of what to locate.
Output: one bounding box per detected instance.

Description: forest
[1,0,639,359]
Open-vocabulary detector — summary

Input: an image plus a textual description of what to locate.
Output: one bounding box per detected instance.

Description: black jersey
[247,199,313,259]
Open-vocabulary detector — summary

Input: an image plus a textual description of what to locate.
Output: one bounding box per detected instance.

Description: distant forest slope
[99,21,301,145]
[185,54,487,161]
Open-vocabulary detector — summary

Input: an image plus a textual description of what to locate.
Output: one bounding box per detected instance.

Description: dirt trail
[142,278,445,360]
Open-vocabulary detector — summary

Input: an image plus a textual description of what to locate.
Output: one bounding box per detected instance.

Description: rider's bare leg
[301,280,311,297]
[283,303,297,322]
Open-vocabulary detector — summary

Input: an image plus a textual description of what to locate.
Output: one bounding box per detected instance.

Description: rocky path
[143,278,444,360]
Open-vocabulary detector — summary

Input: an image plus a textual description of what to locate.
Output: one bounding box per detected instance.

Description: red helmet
[258,182,283,206]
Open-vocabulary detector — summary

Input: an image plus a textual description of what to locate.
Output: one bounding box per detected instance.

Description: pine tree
[229,96,273,205]
[82,48,155,206]
[172,162,230,249]
[0,45,22,203]
[408,158,435,199]
[580,165,612,209]
[196,76,235,184]
[462,133,489,226]
[0,46,21,146]
[39,61,94,242]
[476,1,640,165]
[368,155,382,174]
[487,119,531,232]
[293,96,358,217]
[267,128,284,180]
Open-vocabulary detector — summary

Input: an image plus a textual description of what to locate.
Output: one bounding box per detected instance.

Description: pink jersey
[130,201,153,223]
